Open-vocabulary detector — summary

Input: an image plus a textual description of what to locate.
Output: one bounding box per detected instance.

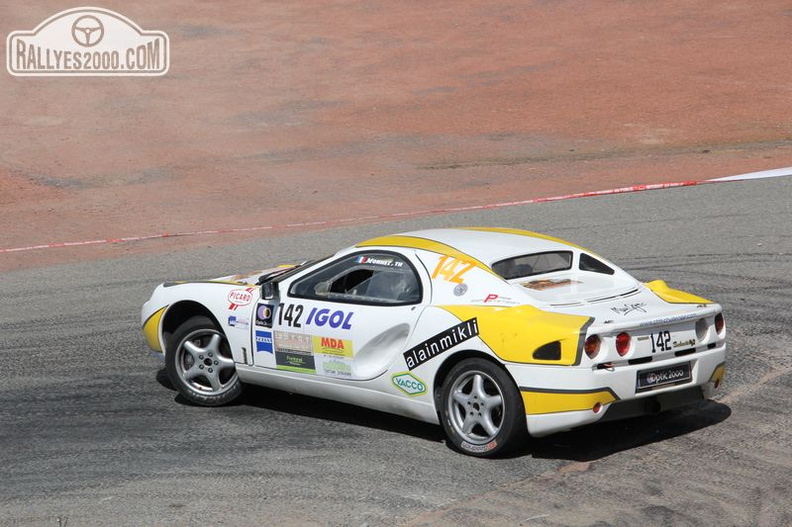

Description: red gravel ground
[1,0,791,271]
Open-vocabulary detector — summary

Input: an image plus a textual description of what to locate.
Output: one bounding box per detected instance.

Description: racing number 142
[432,256,475,284]
[651,330,671,353]
[278,303,303,327]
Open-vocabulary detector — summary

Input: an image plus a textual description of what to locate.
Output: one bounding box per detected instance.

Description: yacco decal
[255,330,273,353]
[392,372,427,396]
[255,303,275,327]
[305,307,353,330]
[274,330,312,352]
[228,287,255,310]
[403,318,479,370]
[312,336,353,357]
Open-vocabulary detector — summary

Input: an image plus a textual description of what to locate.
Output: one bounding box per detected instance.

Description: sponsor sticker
[305,307,354,330]
[228,287,255,310]
[274,331,312,352]
[636,362,692,392]
[356,255,404,267]
[611,303,648,316]
[474,294,520,305]
[638,312,700,328]
[255,303,275,327]
[312,336,353,357]
[673,338,696,349]
[522,279,576,290]
[319,357,353,378]
[275,349,316,374]
[7,7,169,76]
[403,318,479,370]
[255,330,273,354]
[228,316,250,330]
[392,372,427,396]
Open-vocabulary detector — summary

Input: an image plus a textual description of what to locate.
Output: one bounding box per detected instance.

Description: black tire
[165,315,242,406]
[439,358,526,457]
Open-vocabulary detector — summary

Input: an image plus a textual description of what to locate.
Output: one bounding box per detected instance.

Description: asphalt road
[1,176,790,526]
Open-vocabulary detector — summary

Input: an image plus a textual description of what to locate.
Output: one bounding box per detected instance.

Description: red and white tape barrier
[2,167,790,255]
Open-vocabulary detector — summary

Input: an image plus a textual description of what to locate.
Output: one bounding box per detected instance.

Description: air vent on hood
[586,288,641,304]
[549,287,640,308]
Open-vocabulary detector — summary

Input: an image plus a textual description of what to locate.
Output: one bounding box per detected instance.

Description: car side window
[289,252,421,305]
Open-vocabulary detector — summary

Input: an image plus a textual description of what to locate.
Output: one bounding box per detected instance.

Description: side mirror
[261,281,277,300]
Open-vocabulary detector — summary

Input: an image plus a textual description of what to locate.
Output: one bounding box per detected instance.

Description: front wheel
[166,315,242,406]
[440,358,526,457]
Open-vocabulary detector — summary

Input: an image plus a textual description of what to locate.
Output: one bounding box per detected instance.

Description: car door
[254,250,430,380]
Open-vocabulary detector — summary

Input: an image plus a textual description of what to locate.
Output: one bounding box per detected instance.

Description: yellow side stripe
[521,388,618,415]
[356,235,496,275]
[143,306,167,352]
[460,227,586,250]
[709,363,726,383]
[645,279,712,304]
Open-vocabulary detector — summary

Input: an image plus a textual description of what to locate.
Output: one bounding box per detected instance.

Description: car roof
[356,227,581,266]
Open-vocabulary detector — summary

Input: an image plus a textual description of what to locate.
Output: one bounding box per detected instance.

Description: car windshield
[492,251,573,280]
[258,256,330,284]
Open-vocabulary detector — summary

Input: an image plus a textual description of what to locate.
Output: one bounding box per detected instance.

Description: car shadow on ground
[241,383,449,442]
[155,368,730,457]
[514,400,732,461]
[156,368,445,442]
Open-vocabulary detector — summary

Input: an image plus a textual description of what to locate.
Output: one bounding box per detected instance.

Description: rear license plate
[636,362,692,392]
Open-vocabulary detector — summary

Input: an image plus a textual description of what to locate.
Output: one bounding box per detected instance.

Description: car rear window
[492,251,573,280]
[578,253,615,275]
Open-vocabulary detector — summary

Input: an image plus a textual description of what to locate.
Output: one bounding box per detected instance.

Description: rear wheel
[166,316,242,406]
[440,358,526,457]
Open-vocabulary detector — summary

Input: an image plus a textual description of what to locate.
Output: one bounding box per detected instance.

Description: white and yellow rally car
[142,228,726,457]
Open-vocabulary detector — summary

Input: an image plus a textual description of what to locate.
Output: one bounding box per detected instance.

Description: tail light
[695,318,708,340]
[615,332,631,356]
[584,335,601,359]
[714,313,725,335]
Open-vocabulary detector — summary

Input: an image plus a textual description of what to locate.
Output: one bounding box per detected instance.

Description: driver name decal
[403,318,479,370]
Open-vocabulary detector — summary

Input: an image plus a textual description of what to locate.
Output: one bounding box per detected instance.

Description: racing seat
[366,271,418,303]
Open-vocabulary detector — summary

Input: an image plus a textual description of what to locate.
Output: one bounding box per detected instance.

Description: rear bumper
[506,343,726,437]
